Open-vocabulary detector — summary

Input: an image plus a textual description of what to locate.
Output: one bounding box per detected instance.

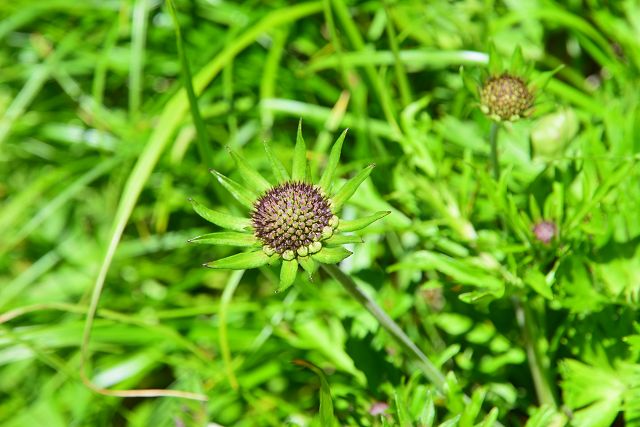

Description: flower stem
[320,264,446,391]
[514,297,558,407]
[490,122,500,180]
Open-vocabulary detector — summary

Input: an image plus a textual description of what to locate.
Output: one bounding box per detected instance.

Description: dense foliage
[2,1,640,426]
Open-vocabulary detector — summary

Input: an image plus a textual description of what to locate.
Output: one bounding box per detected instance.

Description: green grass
[2,0,640,426]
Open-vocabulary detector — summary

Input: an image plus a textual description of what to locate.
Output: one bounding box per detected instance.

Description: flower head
[188,123,389,291]
[532,220,557,245]
[461,44,563,122]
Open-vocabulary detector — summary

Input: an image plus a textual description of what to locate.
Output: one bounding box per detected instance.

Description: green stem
[490,121,500,180]
[320,264,446,391]
[514,297,557,407]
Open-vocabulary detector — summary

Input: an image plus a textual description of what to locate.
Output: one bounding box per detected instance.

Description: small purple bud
[369,401,389,416]
[533,220,557,244]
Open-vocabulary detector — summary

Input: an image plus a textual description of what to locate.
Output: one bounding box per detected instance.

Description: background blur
[2,1,640,426]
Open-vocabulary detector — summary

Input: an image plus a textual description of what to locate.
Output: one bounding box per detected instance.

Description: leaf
[278,259,298,292]
[228,148,272,193]
[311,246,352,264]
[529,64,564,91]
[263,140,289,182]
[293,360,337,427]
[394,391,412,427]
[203,250,271,269]
[292,119,307,181]
[338,211,390,232]
[331,164,375,212]
[318,128,347,193]
[188,231,258,246]
[188,198,252,231]
[459,66,478,95]
[210,169,257,209]
[524,268,553,300]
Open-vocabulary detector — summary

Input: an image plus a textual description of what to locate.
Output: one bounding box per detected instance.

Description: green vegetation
[2,0,640,426]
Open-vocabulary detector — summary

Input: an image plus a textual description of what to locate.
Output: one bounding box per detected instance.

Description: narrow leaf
[331,164,375,212]
[298,256,317,280]
[293,360,337,427]
[263,140,289,182]
[292,119,307,181]
[488,42,501,75]
[459,66,478,95]
[166,0,212,166]
[510,45,525,75]
[338,211,390,232]
[323,234,363,246]
[188,231,258,247]
[189,198,252,231]
[318,128,347,193]
[228,148,272,193]
[529,64,564,91]
[311,246,352,264]
[210,169,257,209]
[278,259,298,292]
[204,250,271,270]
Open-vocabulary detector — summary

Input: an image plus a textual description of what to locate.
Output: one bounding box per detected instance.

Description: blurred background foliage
[2,0,640,426]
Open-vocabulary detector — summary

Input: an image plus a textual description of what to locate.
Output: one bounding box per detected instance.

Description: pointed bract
[311,246,352,264]
[318,129,347,193]
[298,256,317,280]
[204,250,271,269]
[189,198,252,231]
[529,64,564,91]
[488,42,501,75]
[228,148,271,193]
[263,140,290,183]
[188,231,258,247]
[331,164,376,212]
[323,234,364,246]
[338,211,390,232]
[278,259,298,292]
[510,45,525,76]
[210,169,256,209]
[292,120,307,181]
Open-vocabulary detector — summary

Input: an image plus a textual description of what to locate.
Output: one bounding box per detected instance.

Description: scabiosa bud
[187,122,389,292]
[480,73,533,122]
[532,220,557,244]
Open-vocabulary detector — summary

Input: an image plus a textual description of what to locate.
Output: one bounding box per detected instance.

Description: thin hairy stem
[320,264,446,391]
[490,121,500,180]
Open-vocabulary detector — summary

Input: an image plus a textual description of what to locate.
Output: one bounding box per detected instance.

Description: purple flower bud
[532,220,557,244]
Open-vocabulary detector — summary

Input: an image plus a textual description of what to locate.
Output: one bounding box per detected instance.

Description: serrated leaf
[188,231,258,246]
[323,234,363,246]
[298,256,318,280]
[292,119,307,181]
[263,140,289,182]
[204,250,271,269]
[228,148,271,193]
[338,211,390,232]
[311,246,352,264]
[331,164,375,212]
[210,169,257,209]
[318,129,347,193]
[188,198,252,231]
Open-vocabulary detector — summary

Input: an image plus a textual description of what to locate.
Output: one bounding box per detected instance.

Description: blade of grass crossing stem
[167,0,213,166]
[220,270,244,390]
[81,1,323,401]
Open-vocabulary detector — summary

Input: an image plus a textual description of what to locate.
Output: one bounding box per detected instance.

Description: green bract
[189,123,389,291]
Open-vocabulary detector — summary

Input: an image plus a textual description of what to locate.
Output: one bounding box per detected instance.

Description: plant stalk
[490,121,500,180]
[321,264,446,391]
[514,297,557,407]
